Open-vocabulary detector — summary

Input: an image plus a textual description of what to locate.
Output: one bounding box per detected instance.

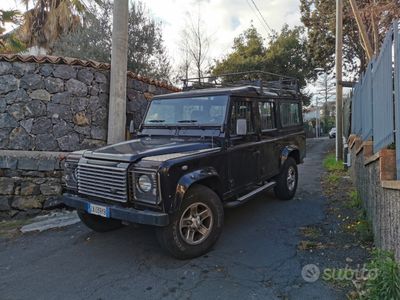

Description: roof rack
[181,71,299,97]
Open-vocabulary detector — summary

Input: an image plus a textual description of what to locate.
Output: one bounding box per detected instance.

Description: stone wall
[0,57,176,219]
[0,151,64,219]
[350,139,400,261]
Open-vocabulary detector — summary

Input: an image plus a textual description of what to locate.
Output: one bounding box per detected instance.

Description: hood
[82,138,214,162]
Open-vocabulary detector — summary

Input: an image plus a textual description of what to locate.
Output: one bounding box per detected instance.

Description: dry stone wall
[0,59,175,219]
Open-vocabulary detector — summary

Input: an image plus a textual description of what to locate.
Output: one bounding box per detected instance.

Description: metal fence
[351,21,400,179]
[395,21,400,180]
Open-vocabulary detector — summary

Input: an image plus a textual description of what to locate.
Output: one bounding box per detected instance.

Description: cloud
[144,0,302,66]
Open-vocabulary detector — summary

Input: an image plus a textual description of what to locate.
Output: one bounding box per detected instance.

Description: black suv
[63,73,306,259]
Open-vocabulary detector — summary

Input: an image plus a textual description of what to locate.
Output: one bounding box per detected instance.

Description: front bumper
[63,193,169,226]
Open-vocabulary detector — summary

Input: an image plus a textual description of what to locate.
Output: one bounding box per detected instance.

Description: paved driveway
[0,138,341,300]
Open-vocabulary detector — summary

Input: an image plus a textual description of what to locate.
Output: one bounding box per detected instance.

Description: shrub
[364,250,400,300]
[323,154,344,172]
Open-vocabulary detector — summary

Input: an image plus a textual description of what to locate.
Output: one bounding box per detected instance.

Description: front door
[227,97,260,193]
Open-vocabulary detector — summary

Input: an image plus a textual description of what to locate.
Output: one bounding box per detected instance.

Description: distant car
[329,127,336,139]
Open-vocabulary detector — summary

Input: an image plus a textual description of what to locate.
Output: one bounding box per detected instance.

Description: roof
[153,85,279,100]
[0,54,180,92]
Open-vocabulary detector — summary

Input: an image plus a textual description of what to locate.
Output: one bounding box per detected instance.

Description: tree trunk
[107,0,129,144]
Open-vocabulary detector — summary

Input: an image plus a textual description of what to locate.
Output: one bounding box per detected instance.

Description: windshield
[144,95,228,126]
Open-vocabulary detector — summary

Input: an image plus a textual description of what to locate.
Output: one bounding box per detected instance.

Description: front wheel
[156,184,224,259]
[77,210,123,232]
[274,157,298,200]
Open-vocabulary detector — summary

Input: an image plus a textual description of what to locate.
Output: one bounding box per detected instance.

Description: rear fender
[280,145,300,166]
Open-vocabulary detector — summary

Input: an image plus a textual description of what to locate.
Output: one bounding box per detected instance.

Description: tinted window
[259,101,275,130]
[230,100,254,135]
[280,102,301,127]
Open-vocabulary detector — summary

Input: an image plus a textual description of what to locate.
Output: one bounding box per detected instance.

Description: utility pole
[107,0,129,144]
[336,0,344,161]
[348,0,374,60]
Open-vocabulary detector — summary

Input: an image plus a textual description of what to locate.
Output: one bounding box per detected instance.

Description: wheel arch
[172,167,223,213]
[281,145,301,165]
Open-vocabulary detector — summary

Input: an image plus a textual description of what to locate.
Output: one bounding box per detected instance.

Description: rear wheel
[77,210,123,232]
[156,184,224,259]
[274,157,298,200]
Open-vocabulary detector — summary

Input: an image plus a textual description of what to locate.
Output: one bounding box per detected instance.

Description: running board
[224,181,276,208]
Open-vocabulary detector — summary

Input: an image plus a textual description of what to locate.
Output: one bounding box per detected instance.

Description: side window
[259,101,275,130]
[230,100,254,135]
[280,102,301,127]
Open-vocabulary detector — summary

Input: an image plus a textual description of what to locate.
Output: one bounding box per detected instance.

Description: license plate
[87,203,110,218]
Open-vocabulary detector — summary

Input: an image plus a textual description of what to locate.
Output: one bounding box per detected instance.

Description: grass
[364,250,400,300]
[347,189,363,209]
[342,190,373,243]
[342,250,400,300]
[323,154,344,172]
[327,173,341,184]
[0,219,32,238]
[299,226,321,239]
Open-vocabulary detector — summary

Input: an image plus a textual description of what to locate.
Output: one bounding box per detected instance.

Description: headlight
[137,174,152,192]
[132,170,160,205]
[63,158,80,190]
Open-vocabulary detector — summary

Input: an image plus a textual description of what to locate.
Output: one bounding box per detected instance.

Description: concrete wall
[350,139,400,260]
[0,59,175,219]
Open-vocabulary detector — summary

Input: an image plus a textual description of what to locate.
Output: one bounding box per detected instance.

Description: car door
[258,100,280,179]
[227,97,260,192]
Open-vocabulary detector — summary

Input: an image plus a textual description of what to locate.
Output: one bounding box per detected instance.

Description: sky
[1,0,302,66]
[143,0,302,65]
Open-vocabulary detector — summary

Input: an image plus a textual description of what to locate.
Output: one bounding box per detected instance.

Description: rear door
[258,100,280,179]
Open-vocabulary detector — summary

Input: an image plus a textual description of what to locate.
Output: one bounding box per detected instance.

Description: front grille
[77,161,128,203]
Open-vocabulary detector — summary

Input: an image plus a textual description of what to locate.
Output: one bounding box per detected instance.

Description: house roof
[0,54,180,92]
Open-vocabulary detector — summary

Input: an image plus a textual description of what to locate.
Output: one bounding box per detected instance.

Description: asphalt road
[0,138,341,300]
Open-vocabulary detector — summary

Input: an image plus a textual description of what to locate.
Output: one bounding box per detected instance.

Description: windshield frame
[141,95,230,129]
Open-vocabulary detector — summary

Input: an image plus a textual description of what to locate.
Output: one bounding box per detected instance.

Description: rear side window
[230,100,254,135]
[280,102,301,127]
[259,101,275,130]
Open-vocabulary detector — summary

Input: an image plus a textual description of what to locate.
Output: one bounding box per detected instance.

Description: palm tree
[18,0,87,50]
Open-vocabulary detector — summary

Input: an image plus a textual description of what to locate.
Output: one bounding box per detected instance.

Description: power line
[245,0,271,36]
[249,0,273,34]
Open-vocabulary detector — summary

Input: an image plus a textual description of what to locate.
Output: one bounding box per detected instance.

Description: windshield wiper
[147,119,165,123]
[177,120,198,123]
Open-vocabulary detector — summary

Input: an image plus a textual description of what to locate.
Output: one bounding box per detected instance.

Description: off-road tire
[274,157,298,200]
[77,210,123,232]
[156,184,224,259]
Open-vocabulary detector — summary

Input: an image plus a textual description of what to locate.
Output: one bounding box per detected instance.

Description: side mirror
[129,120,136,134]
[236,119,247,135]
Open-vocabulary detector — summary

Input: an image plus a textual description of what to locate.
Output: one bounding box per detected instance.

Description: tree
[211,25,314,99]
[211,26,266,76]
[52,1,112,62]
[0,9,26,53]
[53,1,171,80]
[18,0,87,50]
[300,0,400,75]
[178,12,211,82]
